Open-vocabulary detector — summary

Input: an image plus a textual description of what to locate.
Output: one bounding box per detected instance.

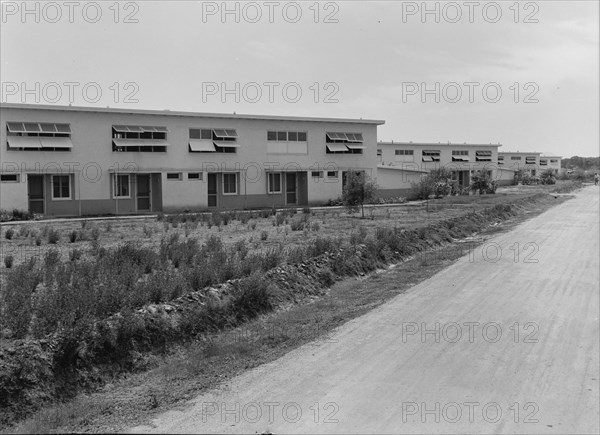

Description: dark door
[286,172,297,205]
[208,173,217,207]
[28,175,44,214]
[137,174,151,211]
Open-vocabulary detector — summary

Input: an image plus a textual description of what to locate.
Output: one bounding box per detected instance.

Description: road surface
[131,187,600,434]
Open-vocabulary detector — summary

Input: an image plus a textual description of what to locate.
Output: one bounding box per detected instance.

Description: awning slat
[326,143,349,152]
[189,140,216,152]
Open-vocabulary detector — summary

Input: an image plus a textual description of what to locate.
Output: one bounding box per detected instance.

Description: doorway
[286,172,297,205]
[208,173,218,207]
[28,175,44,214]
[136,174,151,211]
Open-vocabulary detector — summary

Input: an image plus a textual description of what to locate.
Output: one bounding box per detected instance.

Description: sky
[1,0,598,157]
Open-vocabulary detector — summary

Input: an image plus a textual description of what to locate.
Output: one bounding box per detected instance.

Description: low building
[498,151,543,176]
[0,103,384,216]
[376,141,502,196]
[540,155,563,174]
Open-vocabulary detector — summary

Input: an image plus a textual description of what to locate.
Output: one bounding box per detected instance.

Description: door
[28,175,44,214]
[136,174,151,211]
[208,173,217,207]
[286,172,297,205]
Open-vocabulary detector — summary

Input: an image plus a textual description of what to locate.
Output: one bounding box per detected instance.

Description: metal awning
[213,140,240,148]
[327,143,349,152]
[112,139,170,147]
[452,157,469,162]
[189,140,216,152]
[346,143,366,149]
[422,156,433,162]
[7,136,42,149]
[40,137,73,149]
[476,150,492,156]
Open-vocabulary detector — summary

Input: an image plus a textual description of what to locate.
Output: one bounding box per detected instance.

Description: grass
[6,191,571,434]
[0,186,577,431]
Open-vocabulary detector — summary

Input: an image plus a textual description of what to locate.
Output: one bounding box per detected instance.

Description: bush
[470,171,497,194]
[5,228,15,240]
[47,228,60,244]
[4,255,14,268]
[540,169,557,185]
[411,168,457,200]
[69,230,78,243]
[290,218,305,231]
[260,230,268,241]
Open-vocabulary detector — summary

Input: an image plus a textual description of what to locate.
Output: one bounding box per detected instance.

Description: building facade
[0,103,384,216]
[376,141,503,196]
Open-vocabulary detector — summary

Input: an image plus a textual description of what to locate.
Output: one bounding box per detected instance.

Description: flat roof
[499,151,542,155]
[378,141,501,147]
[0,103,385,125]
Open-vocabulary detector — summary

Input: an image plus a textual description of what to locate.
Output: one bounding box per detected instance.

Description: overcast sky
[1,1,598,157]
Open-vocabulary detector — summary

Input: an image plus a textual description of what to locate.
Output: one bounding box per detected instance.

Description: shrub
[143,225,153,238]
[411,168,457,200]
[69,230,78,243]
[290,218,304,231]
[311,222,320,232]
[5,228,15,240]
[47,228,60,244]
[275,213,285,226]
[69,249,82,262]
[260,230,268,241]
[471,171,497,194]
[18,225,31,237]
[302,207,311,214]
[230,273,273,322]
[540,169,557,185]
[105,221,113,232]
[35,236,42,246]
[249,220,257,230]
[211,211,223,227]
[4,255,14,268]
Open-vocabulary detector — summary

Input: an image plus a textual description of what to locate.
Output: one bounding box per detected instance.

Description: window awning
[476,151,492,156]
[326,132,346,141]
[112,139,170,147]
[452,157,469,162]
[346,143,366,149]
[113,125,168,133]
[327,143,349,152]
[213,129,238,139]
[422,156,434,162]
[189,140,216,152]
[7,122,71,133]
[346,133,364,143]
[7,136,42,149]
[40,137,73,149]
[213,140,240,148]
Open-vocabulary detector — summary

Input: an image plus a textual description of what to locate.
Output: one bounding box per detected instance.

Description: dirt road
[131,187,599,434]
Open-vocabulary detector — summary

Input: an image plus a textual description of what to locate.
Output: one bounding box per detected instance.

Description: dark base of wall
[378,188,413,199]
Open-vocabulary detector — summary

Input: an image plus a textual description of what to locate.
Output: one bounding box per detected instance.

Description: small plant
[276,214,285,226]
[249,221,257,230]
[69,230,78,243]
[91,226,100,241]
[290,218,304,231]
[47,228,60,244]
[35,236,42,246]
[311,222,320,232]
[260,230,268,241]
[69,249,82,262]
[302,206,311,214]
[81,220,88,229]
[5,228,15,240]
[18,225,31,238]
[143,225,153,238]
[105,221,113,232]
[4,255,14,268]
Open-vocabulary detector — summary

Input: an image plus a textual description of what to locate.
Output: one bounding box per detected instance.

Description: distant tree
[342,171,378,218]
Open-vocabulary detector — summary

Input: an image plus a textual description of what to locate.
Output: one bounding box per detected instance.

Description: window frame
[0,174,20,183]
[267,172,282,194]
[166,172,182,181]
[51,174,72,200]
[187,172,203,180]
[222,173,238,195]
[327,170,339,179]
[113,174,131,199]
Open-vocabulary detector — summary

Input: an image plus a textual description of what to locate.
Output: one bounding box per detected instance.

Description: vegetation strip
[0,190,575,432]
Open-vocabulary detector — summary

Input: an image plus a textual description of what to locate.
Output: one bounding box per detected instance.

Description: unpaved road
[131,187,599,434]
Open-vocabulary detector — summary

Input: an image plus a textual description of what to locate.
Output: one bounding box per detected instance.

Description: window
[167,173,182,180]
[540,159,548,166]
[311,171,324,178]
[377,149,382,157]
[223,173,238,195]
[114,174,130,198]
[0,174,19,182]
[6,122,72,151]
[327,171,338,178]
[188,172,203,180]
[395,149,414,155]
[268,173,282,194]
[189,128,238,153]
[511,156,521,161]
[525,156,537,164]
[267,131,308,154]
[325,132,364,154]
[112,125,168,152]
[422,150,441,162]
[52,175,71,200]
[452,150,470,162]
[550,159,558,164]
[475,150,492,162]
[267,131,307,141]
[498,156,504,160]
